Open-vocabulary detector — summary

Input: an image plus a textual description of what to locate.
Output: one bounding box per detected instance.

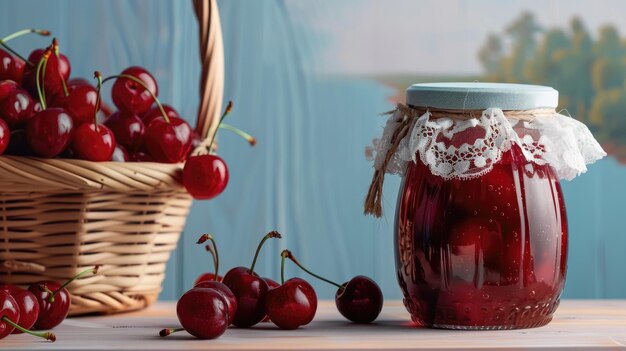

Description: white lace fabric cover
[371,108,607,181]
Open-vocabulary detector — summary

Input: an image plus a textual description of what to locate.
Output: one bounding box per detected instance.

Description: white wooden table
[2,300,626,350]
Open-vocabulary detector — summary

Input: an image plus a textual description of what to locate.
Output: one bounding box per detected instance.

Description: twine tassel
[364,107,413,217]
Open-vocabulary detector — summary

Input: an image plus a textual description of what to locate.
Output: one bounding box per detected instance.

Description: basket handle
[193,0,224,139]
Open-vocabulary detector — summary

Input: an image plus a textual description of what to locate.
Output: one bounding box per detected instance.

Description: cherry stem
[249,231,282,274]
[93,71,104,128]
[280,250,287,284]
[282,249,343,289]
[35,48,52,109]
[2,316,56,341]
[48,266,99,303]
[206,245,218,279]
[205,101,233,151]
[0,29,50,66]
[218,123,256,146]
[196,234,219,280]
[159,327,185,337]
[101,74,167,123]
[52,38,69,97]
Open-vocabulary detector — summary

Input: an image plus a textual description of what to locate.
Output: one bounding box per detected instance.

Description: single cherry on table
[265,250,318,330]
[164,287,229,340]
[28,266,99,330]
[223,231,282,328]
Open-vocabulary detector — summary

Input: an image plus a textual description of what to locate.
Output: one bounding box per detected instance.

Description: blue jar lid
[406,82,558,110]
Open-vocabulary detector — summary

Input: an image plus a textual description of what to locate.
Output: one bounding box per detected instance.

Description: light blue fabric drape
[1,0,623,300]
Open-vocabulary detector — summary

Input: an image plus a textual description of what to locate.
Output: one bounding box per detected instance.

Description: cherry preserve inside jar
[365,83,606,330]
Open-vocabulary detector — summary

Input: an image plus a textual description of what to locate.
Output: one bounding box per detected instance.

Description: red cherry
[175,288,229,339]
[104,111,145,152]
[191,234,236,324]
[335,276,383,324]
[142,104,179,126]
[266,277,317,330]
[194,281,237,325]
[28,281,70,330]
[193,234,223,285]
[448,217,502,271]
[261,278,280,322]
[67,78,91,87]
[0,119,10,155]
[129,151,154,162]
[0,49,25,83]
[144,116,192,163]
[183,154,229,200]
[282,250,384,324]
[25,107,74,158]
[222,231,282,328]
[111,144,129,162]
[0,29,50,84]
[28,266,98,330]
[0,291,19,338]
[111,66,158,114]
[0,290,55,341]
[72,123,116,161]
[222,268,268,328]
[52,84,98,125]
[23,44,71,100]
[0,87,40,127]
[0,284,40,333]
[0,80,20,101]
[194,273,222,285]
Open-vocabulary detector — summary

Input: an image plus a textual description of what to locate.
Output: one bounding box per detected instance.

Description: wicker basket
[0,0,224,315]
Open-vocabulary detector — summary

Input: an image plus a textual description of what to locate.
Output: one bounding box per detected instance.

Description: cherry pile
[0,266,99,342]
[0,29,254,200]
[160,231,384,339]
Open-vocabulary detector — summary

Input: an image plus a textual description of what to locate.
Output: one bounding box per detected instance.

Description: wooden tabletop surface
[2,300,626,350]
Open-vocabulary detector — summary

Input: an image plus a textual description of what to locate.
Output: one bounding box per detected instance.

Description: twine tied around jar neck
[363,103,556,218]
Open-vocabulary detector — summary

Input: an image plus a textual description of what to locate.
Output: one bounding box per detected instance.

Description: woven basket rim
[0,155,185,192]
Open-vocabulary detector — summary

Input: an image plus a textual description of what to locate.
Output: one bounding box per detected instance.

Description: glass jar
[365,83,606,330]
[396,145,567,329]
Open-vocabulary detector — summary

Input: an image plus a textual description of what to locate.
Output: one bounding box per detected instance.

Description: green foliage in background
[479,12,626,144]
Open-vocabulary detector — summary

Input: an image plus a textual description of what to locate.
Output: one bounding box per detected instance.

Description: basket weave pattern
[0,0,223,315]
[0,157,192,314]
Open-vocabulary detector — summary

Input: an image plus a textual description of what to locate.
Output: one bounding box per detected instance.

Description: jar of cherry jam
[365,83,606,330]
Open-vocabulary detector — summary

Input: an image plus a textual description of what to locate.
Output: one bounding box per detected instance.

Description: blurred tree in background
[479,12,626,149]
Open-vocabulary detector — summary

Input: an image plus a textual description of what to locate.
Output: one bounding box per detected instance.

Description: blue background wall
[0,0,624,301]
